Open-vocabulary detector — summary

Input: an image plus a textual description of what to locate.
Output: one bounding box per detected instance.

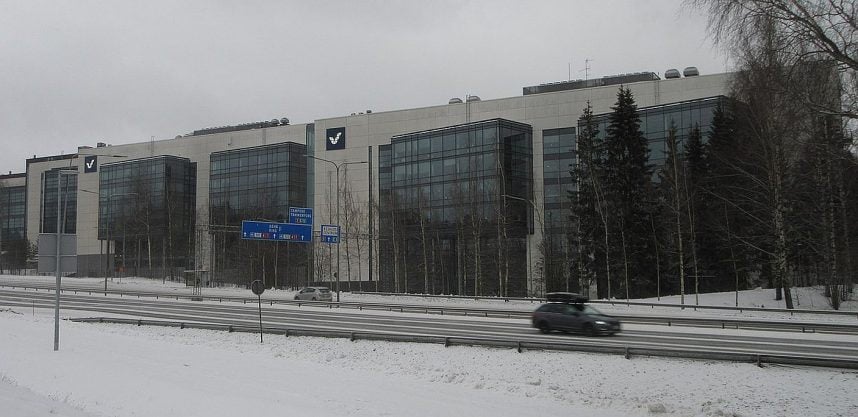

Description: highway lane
[2,288,857,361]
[4,279,857,335]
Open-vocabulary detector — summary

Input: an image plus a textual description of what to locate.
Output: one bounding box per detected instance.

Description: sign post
[37,169,77,351]
[251,279,265,343]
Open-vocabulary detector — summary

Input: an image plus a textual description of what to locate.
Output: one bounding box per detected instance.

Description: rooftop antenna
[581,58,594,81]
[568,58,572,81]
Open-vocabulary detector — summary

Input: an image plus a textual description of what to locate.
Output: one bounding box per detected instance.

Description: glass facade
[542,127,576,230]
[99,156,197,275]
[209,142,308,288]
[210,142,307,223]
[542,127,577,292]
[41,169,77,234]
[587,96,725,167]
[0,183,26,241]
[378,119,533,296]
[0,180,28,271]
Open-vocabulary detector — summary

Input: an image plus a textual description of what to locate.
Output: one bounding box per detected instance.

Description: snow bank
[1,310,856,417]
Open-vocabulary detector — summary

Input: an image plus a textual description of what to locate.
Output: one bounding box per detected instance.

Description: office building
[6,69,730,296]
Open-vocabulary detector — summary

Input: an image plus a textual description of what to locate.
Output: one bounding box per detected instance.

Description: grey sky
[0,0,727,174]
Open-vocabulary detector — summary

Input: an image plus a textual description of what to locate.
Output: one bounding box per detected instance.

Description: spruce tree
[604,87,655,298]
[570,102,607,298]
[702,102,754,296]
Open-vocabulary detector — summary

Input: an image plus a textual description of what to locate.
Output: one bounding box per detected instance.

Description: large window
[98,156,196,272]
[378,118,533,296]
[586,96,724,167]
[41,169,78,234]
[542,127,576,231]
[209,142,307,225]
[208,142,308,288]
[0,183,26,240]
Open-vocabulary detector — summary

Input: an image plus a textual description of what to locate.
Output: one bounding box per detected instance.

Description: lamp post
[103,192,137,293]
[54,169,77,351]
[501,194,543,296]
[304,154,366,302]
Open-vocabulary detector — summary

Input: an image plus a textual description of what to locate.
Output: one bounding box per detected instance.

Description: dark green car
[531,302,621,336]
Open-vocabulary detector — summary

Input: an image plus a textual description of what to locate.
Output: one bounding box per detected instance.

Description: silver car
[293,286,332,301]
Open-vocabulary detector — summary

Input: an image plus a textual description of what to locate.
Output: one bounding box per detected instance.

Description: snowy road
[2,288,857,363]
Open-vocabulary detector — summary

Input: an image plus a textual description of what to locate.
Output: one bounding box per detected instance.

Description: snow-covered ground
[2,309,857,417]
[2,275,858,416]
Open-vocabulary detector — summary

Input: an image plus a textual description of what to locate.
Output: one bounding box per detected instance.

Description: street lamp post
[501,194,543,297]
[304,154,366,302]
[54,169,77,351]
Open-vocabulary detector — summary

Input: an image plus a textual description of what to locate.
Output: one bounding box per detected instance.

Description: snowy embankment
[1,294,857,416]
[2,275,857,416]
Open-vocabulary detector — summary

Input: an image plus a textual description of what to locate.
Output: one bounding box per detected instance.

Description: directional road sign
[320,224,340,244]
[241,220,312,243]
[288,207,314,225]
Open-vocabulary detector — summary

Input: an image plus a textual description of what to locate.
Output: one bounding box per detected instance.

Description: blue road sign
[241,220,312,243]
[320,224,340,244]
[288,207,314,225]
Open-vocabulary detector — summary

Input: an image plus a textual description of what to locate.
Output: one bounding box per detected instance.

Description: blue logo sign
[320,224,340,244]
[241,221,312,243]
[326,127,345,151]
[288,207,314,225]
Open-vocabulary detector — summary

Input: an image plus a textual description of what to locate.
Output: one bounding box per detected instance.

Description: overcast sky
[0,0,728,174]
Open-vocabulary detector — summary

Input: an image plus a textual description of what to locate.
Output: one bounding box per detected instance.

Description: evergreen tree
[702,102,757,296]
[570,102,607,298]
[603,87,655,298]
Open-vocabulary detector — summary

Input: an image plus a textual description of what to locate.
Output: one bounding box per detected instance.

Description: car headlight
[594,321,607,325]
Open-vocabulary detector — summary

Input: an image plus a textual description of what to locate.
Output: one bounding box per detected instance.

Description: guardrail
[5,280,855,318]
[6,283,858,334]
[353,291,858,318]
[69,317,858,370]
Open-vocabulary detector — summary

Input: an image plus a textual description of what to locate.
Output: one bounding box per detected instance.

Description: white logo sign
[328,132,342,145]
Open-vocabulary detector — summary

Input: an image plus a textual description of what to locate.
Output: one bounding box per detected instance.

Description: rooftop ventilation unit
[683,66,699,77]
[449,97,463,104]
[665,69,681,79]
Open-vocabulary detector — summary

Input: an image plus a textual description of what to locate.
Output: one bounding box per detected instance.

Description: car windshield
[579,305,603,315]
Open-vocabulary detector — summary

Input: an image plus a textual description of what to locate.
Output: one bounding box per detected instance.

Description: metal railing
[69,317,858,370]
[353,291,858,318]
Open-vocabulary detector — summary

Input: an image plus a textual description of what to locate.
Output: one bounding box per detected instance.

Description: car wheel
[583,323,596,337]
[294,296,300,300]
[538,321,551,334]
